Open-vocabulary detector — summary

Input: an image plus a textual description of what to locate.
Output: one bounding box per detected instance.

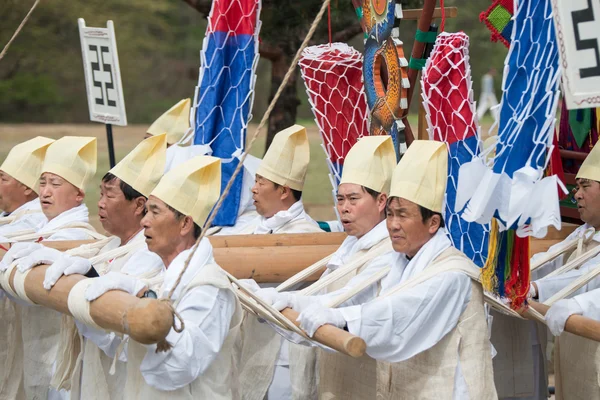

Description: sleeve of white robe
[535,254,600,302]
[339,271,472,362]
[139,285,236,391]
[0,215,42,236]
[573,288,600,320]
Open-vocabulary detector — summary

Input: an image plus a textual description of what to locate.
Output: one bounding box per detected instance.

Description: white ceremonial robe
[491,224,599,400]
[12,204,99,400]
[237,200,322,400]
[550,288,600,399]
[279,230,496,400]
[38,204,98,241]
[0,198,47,237]
[340,230,496,399]
[0,199,49,399]
[235,199,322,236]
[311,220,394,400]
[81,239,241,398]
[62,230,163,400]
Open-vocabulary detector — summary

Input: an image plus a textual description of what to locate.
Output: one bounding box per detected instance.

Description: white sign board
[552,0,600,109]
[78,19,127,125]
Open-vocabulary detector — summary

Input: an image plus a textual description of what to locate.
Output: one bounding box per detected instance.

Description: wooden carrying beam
[4,265,172,344]
[2,264,366,351]
[214,244,339,282]
[209,232,346,248]
[0,237,343,284]
[526,301,600,343]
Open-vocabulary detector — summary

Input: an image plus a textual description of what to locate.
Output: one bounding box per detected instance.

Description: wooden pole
[4,265,172,344]
[209,232,346,248]
[525,301,600,343]
[281,308,366,358]
[213,244,339,282]
[0,233,568,282]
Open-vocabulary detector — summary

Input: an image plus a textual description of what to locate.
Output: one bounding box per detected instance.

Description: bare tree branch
[332,22,362,43]
[181,0,212,16]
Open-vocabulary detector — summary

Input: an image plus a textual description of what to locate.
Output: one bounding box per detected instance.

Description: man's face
[39,172,83,220]
[251,174,286,218]
[98,178,142,236]
[141,196,184,259]
[0,171,31,213]
[386,197,437,257]
[336,183,386,238]
[575,178,600,228]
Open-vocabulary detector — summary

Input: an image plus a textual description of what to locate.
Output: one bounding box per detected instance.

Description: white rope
[0,263,23,300]
[543,244,600,279]
[276,253,334,292]
[12,268,36,305]
[530,228,594,272]
[544,265,600,307]
[325,266,391,308]
[300,239,393,296]
[67,279,103,329]
[224,270,310,339]
[0,0,41,61]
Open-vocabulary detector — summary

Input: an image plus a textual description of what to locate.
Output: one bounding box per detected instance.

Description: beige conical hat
[147,99,191,145]
[340,135,396,193]
[109,133,167,197]
[0,136,55,193]
[390,140,447,213]
[41,136,97,191]
[256,125,310,191]
[151,155,221,226]
[577,143,600,181]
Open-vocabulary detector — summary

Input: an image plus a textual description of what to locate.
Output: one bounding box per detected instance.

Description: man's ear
[75,188,85,204]
[180,215,195,237]
[279,185,291,201]
[377,193,388,214]
[428,214,441,234]
[134,197,147,216]
[22,185,34,197]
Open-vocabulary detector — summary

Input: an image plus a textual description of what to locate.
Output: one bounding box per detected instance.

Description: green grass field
[0,115,496,228]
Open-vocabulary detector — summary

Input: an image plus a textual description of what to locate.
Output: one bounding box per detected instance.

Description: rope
[165,0,332,302]
[0,0,41,61]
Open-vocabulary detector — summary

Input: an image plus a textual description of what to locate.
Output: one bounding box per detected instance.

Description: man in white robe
[544,287,600,398]
[0,136,99,400]
[233,125,321,236]
[263,140,497,399]
[491,143,600,400]
[523,141,600,399]
[0,137,55,237]
[75,155,242,399]
[0,136,55,400]
[230,125,321,400]
[16,134,168,399]
[241,136,396,400]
